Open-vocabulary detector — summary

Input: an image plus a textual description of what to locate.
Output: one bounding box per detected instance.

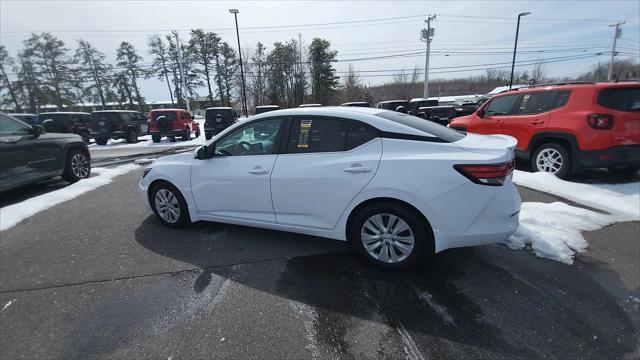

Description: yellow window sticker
[298,120,312,148]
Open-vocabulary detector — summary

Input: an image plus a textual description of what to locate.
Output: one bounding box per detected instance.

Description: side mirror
[31,124,44,138]
[195,145,211,160]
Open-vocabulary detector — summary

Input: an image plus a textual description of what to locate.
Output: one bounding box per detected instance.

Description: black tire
[608,166,640,177]
[205,132,213,140]
[151,134,161,143]
[194,128,201,138]
[150,182,190,228]
[169,136,176,142]
[181,128,191,141]
[531,142,572,179]
[95,137,108,145]
[80,131,91,144]
[61,149,91,183]
[348,201,433,269]
[126,129,138,143]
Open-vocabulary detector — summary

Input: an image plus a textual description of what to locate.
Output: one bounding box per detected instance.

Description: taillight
[587,114,613,130]
[454,160,514,186]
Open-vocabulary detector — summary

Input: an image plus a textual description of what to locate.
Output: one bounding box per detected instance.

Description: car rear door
[190,118,285,222]
[495,91,559,150]
[270,117,382,230]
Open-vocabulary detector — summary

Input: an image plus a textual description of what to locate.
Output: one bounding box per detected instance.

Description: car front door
[0,114,51,188]
[471,93,521,136]
[496,91,557,150]
[270,117,382,229]
[190,118,285,222]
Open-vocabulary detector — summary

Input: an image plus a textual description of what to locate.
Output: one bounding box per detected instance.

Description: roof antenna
[615,67,624,83]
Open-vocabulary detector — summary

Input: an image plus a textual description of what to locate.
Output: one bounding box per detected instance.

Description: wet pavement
[1,169,638,359]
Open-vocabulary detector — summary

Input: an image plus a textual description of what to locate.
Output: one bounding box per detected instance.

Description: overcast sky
[1,0,639,101]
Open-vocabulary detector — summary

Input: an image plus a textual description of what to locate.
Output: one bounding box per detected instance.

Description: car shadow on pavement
[135,216,638,358]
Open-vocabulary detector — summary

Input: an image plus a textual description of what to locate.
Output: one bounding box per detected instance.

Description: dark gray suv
[0,113,91,192]
[90,110,149,145]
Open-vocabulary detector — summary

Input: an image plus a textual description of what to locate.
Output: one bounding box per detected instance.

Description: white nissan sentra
[140,107,520,268]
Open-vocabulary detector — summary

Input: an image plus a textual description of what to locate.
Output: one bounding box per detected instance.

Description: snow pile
[513,170,640,221]
[505,202,615,264]
[0,164,139,231]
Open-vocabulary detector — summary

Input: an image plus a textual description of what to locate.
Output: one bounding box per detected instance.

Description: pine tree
[0,45,22,111]
[148,34,174,106]
[187,29,219,105]
[220,42,237,107]
[116,41,144,112]
[308,38,338,105]
[75,39,111,107]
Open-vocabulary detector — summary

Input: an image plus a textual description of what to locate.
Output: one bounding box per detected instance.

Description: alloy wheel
[71,153,90,178]
[535,148,563,174]
[360,213,415,263]
[154,189,181,224]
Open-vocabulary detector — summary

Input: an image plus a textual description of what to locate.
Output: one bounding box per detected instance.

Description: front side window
[0,114,31,136]
[484,94,520,116]
[287,118,347,153]
[215,118,283,156]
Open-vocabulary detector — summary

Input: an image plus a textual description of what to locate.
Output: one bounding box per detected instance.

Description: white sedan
[140,107,520,268]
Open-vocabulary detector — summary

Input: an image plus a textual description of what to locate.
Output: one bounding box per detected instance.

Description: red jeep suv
[149,109,200,143]
[449,82,640,178]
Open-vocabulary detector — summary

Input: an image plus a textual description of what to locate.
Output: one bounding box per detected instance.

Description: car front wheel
[151,182,190,228]
[349,202,433,268]
[62,150,91,183]
[532,143,572,179]
[126,129,138,143]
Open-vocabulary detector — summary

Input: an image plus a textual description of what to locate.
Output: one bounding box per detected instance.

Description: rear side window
[598,87,640,111]
[346,121,378,150]
[287,118,347,153]
[516,91,557,114]
[484,94,520,116]
[375,111,465,142]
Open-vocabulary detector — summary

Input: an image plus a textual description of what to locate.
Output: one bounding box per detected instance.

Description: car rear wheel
[181,128,191,141]
[205,132,213,140]
[126,129,138,143]
[151,134,161,143]
[194,128,201,138]
[151,183,190,228]
[95,137,108,145]
[349,202,433,268]
[532,143,572,179]
[62,150,91,183]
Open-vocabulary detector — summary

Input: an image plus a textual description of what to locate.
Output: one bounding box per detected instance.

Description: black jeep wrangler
[90,110,149,145]
[204,107,238,140]
[38,112,92,144]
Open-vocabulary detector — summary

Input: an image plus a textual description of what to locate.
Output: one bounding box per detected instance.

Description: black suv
[416,105,457,126]
[454,103,480,118]
[90,110,149,145]
[0,113,91,192]
[375,100,410,112]
[38,112,92,144]
[204,107,238,140]
[409,98,439,115]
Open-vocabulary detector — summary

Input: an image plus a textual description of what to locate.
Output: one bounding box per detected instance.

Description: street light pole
[229,9,248,117]
[421,15,436,99]
[509,12,531,90]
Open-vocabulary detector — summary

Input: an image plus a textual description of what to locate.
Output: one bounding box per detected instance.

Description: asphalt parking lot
[1,167,639,359]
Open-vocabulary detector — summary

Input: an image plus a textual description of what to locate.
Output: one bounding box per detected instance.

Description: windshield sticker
[298,120,312,148]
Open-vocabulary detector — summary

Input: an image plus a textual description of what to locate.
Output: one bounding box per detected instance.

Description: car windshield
[152,111,178,121]
[375,110,465,142]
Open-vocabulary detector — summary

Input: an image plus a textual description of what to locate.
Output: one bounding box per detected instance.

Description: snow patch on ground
[505,202,616,265]
[0,164,139,231]
[513,170,640,221]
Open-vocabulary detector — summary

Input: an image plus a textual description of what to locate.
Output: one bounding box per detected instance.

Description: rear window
[92,112,130,123]
[206,109,234,121]
[598,87,640,112]
[151,111,178,121]
[375,111,465,142]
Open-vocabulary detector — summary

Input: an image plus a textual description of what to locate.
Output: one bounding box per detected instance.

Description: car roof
[92,110,140,113]
[378,100,408,104]
[11,113,37,116]
[149,108,187,112]
[239,106,435,137]
[40,112,90,115]
[418,105,455,109]
[341,102,369,105]
[256,105,279,108]
[499,81,640,95]
[206,107,233,110]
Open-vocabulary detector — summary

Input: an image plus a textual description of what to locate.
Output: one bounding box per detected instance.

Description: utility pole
[607,21,625,81]
[173,30,191,114]
[229,9,249,117]
[421,15,436,99]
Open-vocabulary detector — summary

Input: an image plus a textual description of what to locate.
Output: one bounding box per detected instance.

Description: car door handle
[530,119,544,125]
[248,168,269,175]
[343,165,372,173]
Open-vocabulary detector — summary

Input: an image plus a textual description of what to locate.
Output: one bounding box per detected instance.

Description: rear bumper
[150,130,186,136]
[90,130,127,138]
[575,144,640,168]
